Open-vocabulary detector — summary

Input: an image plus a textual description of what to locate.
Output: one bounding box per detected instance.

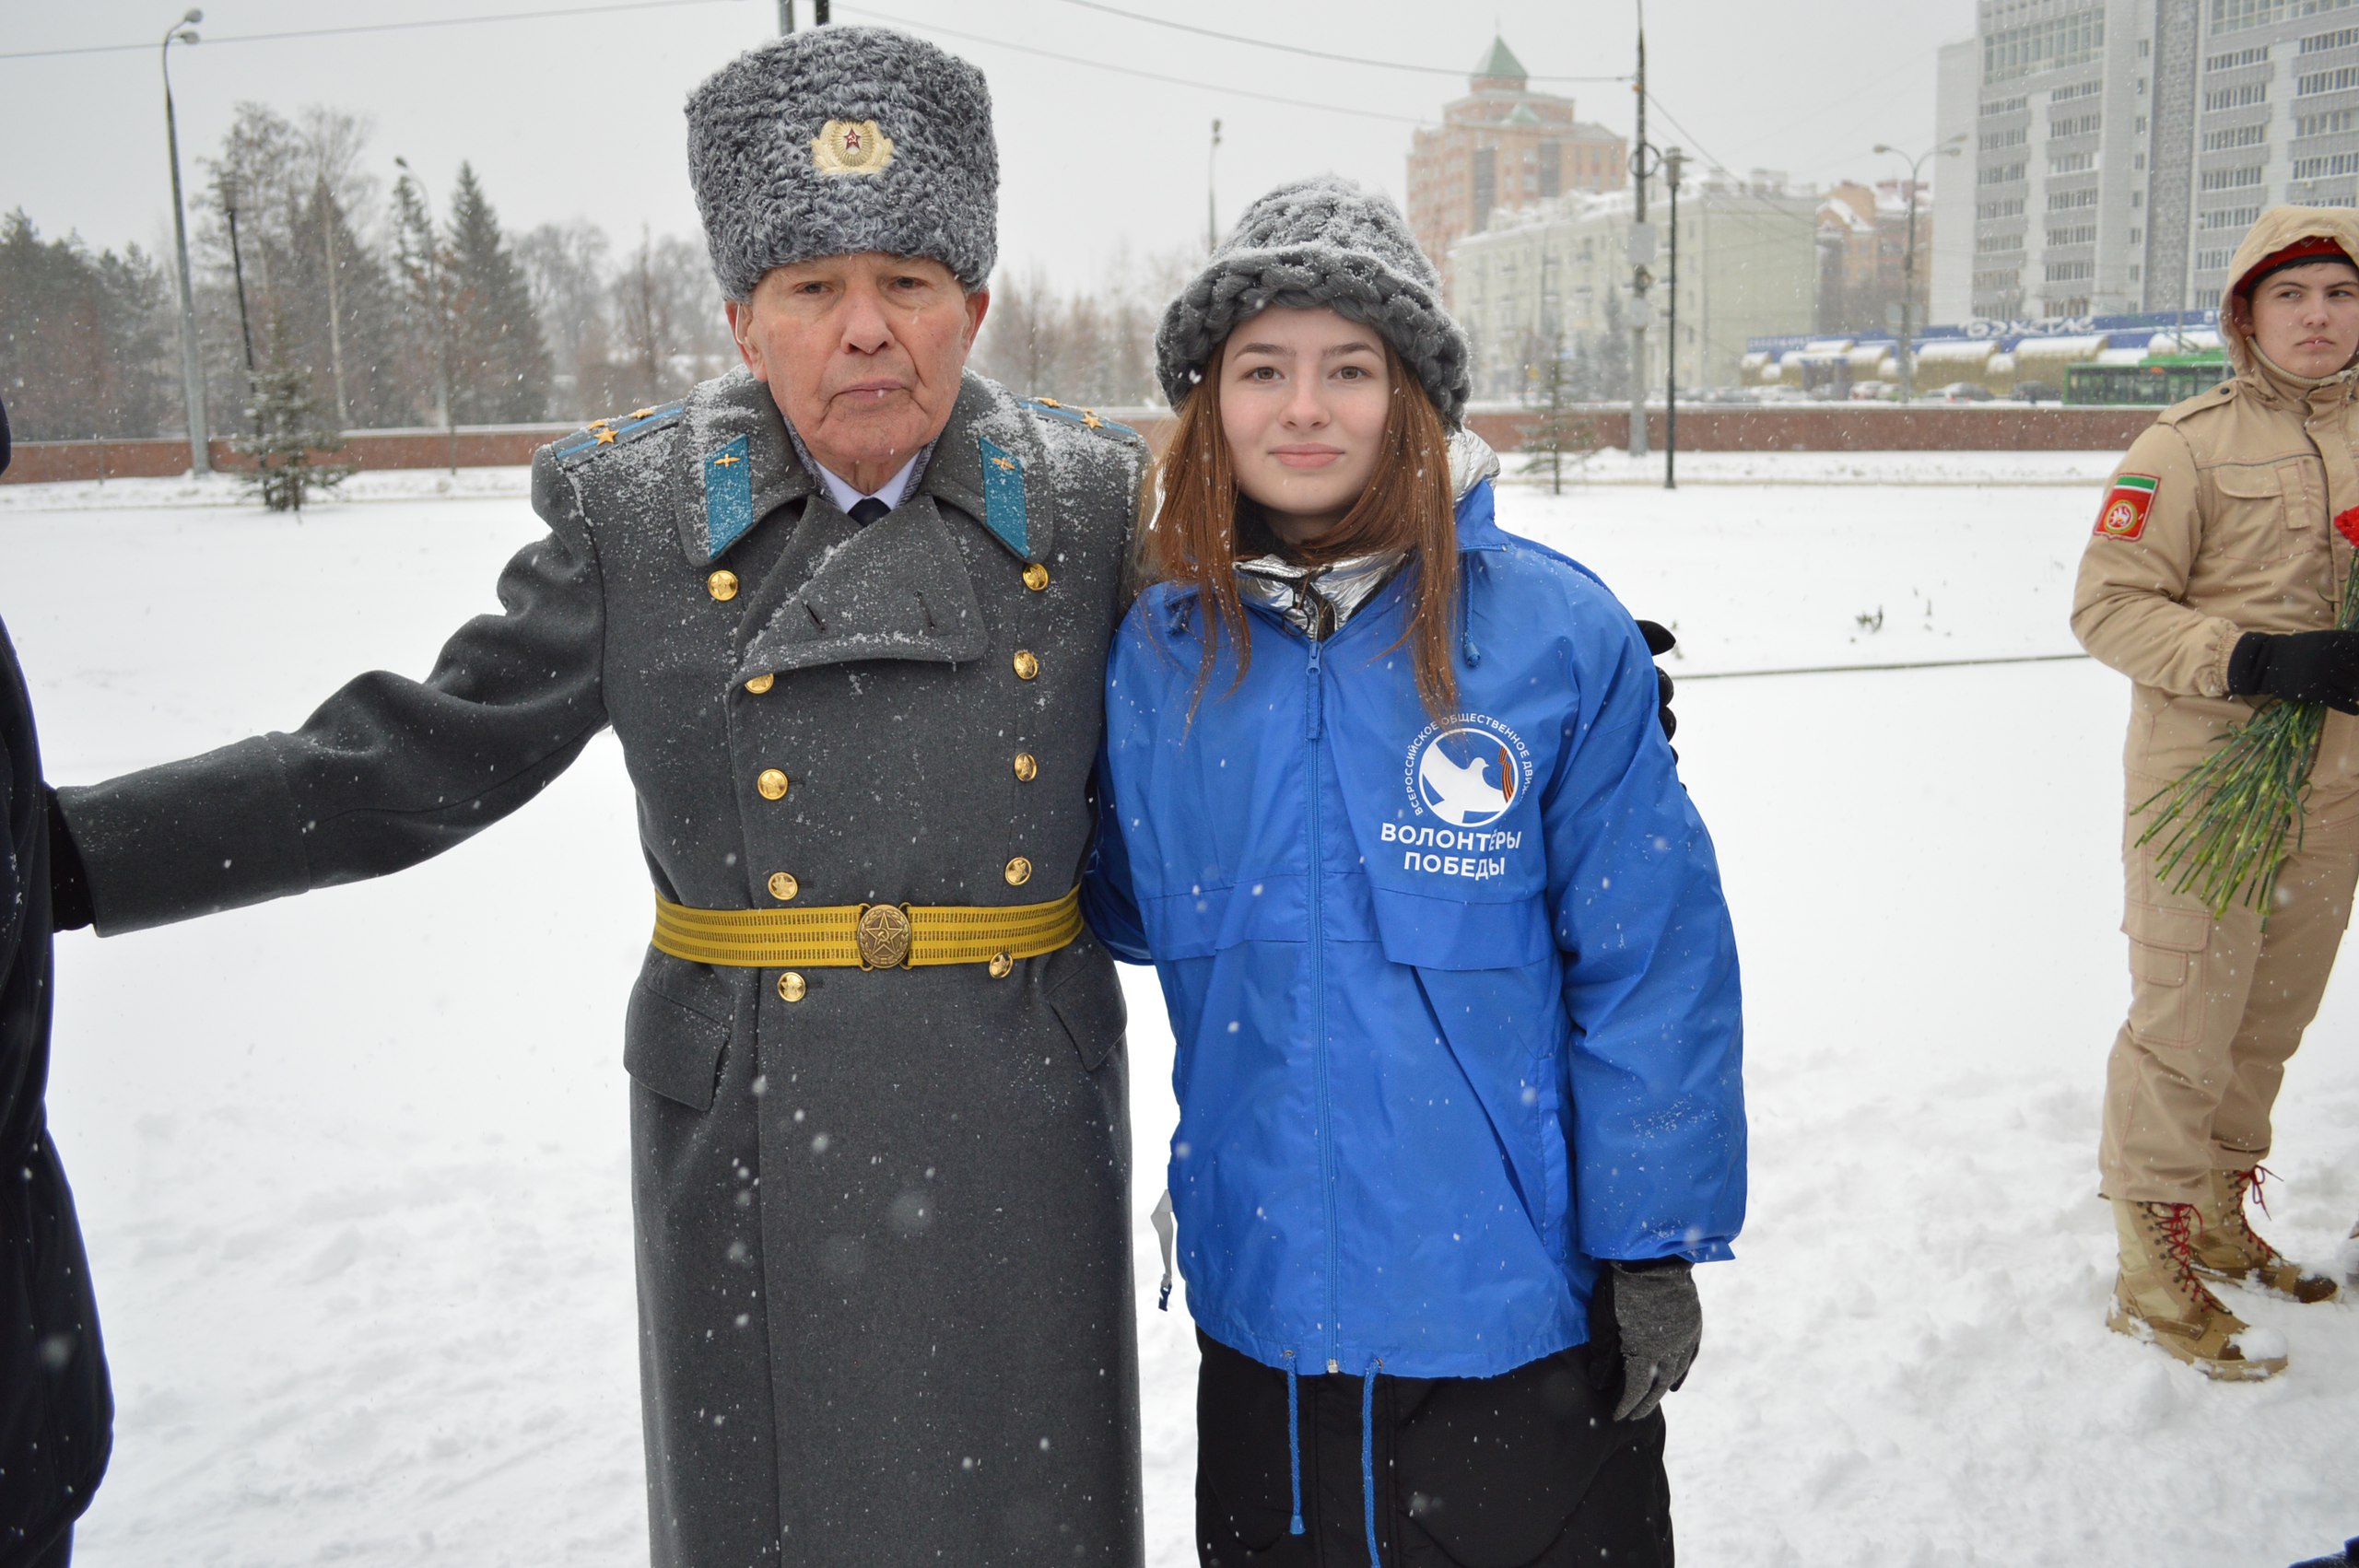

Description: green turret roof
[1473,35,1528,83]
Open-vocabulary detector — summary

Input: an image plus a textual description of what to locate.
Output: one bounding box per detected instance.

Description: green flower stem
[2136,553,2359,921]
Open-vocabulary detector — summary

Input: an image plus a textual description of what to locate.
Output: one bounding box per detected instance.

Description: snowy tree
[0,209,177,440]
[234,301,354,512]
[1519,330,1590,494]
[443,163,550,423]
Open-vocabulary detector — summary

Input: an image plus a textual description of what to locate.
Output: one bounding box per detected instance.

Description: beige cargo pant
[2101,783,2359,1203]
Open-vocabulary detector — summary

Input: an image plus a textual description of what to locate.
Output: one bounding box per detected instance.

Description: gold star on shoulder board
[1035,397,1062,408]
[586,418,613,429]
[594,427,617,445]
[630,406,658,418]
[1081,409,1104,429]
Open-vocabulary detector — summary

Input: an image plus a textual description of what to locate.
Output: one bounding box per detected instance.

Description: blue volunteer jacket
[1084,478,1745,1380]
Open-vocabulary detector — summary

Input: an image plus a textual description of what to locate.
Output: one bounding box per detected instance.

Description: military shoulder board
[554,403,687,463]
[1022,397,1141,440]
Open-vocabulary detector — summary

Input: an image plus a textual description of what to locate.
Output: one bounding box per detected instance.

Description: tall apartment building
[1406,37,1628,307]
[1934,0,2359,325]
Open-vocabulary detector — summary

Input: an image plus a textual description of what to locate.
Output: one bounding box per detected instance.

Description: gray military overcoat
[56,367,1149,1567]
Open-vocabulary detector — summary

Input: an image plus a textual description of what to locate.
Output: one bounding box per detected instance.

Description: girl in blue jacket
[1084,177,1746,1567]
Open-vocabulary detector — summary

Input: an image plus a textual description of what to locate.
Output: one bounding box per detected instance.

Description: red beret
[2236,235,2359,297]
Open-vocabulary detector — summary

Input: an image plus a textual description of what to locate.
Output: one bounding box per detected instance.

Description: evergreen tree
[235,300,354,512]
[391,168,452,427]
[444,163,550,423]
[0,209,176,439]
[1519,329,1590,495]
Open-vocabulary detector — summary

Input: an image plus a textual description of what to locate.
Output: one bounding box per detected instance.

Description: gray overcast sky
[1,0,1975,292]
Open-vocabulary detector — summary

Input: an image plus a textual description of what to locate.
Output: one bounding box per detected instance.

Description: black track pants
[1194,1331,1672,1568]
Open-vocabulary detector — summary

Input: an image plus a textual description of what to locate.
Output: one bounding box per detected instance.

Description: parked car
[2012,380,2061,404]
[1931,382,1994,403]
[1751,384,1812,404]
[1848,380,1895,402]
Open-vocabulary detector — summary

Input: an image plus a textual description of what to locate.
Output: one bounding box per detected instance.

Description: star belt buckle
[855,903,914,969]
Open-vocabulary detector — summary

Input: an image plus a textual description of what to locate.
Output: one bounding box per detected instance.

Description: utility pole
[778,0,792,30]
[161,8,209,475]
[1628,10,1651,459]
[1873,135,1965,400]
[1663,146,1684,490]
[1208,119,1223,252]
[813,0,829,20]
[219,177,258,388]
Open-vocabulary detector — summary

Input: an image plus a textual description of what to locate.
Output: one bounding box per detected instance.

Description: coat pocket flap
[624,958,732,1112]
[1045,939,1128,1072]
[2123,899,2212,954]
[2210,465,2281,498]
[1372,887,1554,972]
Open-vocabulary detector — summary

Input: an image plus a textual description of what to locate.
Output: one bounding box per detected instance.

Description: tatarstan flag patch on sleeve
[2095,474,2161,540]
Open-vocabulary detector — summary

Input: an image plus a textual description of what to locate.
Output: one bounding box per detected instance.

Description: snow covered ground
[3,455,2353,1566]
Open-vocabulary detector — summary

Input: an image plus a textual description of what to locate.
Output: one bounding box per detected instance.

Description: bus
[2064,355,2230,406]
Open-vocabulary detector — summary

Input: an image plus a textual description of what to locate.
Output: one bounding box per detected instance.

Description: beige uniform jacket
[2071,209,2359,794]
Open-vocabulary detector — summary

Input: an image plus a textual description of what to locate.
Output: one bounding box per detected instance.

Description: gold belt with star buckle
[651,887,1082,971]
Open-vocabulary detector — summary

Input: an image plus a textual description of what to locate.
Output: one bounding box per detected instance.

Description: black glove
[2225,630,2359,714]
[46,786,94,932]
[1586,1258,1700,1422]
[1637,619,1677,743]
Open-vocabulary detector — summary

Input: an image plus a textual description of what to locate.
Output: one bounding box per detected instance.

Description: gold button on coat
[1013,753,1038,782]
[1012,649,1039,681]
[988,952,1014,978]
[757,768,790,801]
[777,972,806,1002]
[1022,563,1050,592]
[768,872,799,902]
[1004,856,1033,886]
[708,569,740,602]
[745,673,775,695]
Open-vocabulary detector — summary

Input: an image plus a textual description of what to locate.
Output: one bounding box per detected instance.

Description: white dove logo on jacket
[1416,728,1520,827]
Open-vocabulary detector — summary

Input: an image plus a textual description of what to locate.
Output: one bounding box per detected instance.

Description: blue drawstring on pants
[1285,1353,1305,1536]
[1360,1360,1382,1568]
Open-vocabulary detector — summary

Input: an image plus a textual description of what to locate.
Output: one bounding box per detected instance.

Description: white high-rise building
[1933,0,2359,324]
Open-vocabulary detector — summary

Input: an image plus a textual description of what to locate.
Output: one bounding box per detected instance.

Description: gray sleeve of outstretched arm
[55,451,610,935]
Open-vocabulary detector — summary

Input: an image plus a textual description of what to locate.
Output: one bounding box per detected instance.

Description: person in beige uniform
[2073,205,2353,1382]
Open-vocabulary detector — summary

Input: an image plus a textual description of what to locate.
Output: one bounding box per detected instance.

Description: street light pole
[160,8,208,475]
[1664,146,1684,490]
[1872,135,1965,401]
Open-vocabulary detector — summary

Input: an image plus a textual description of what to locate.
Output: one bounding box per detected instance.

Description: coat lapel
[920,373,1058,568]
[674,369,1058,683]
[734,490,988,681]
[675,368,812,568]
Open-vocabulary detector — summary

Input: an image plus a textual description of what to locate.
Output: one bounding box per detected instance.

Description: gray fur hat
[1156,175,1472,425]
[686,26,997,299]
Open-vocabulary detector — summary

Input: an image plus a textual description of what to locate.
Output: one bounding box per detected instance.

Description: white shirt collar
[811,446,928,518]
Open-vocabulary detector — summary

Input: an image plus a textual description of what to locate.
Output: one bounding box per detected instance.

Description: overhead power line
[0,0,743,62]
[839,4,1438,126]
[1047,0,1630,84]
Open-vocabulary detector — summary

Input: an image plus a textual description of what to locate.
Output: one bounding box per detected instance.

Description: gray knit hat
[1156,175,1472,425]
[686,26,997,299]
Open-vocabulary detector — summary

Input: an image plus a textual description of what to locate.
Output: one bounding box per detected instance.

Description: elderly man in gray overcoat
[48,27,1145,1567]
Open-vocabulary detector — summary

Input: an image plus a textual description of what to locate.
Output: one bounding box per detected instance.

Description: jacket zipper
[1302,626,1343,1373]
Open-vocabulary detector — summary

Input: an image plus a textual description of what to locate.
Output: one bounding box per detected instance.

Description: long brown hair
[1137,335,1461,721]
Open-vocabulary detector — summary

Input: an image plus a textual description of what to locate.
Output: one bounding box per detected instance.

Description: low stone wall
[4,404,2160,485]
